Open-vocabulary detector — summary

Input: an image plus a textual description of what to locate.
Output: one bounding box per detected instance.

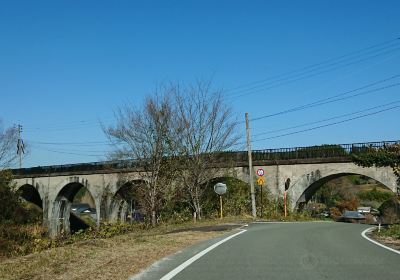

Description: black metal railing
[11,140,400,176]
[251,140,399,161]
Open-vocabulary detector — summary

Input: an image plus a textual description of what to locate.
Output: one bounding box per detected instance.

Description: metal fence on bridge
[12,140,400,176]
[250,140,399,161]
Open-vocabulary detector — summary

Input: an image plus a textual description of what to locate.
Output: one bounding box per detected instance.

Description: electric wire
[20,38,400,157]
[31,146,105,157]
[225,38,399,93]
[224,39,400,99]
[21,38,400,133]
[249,77,400,122]
[252,100,400,137]
[29,140,117,146]
[247,105,400,144]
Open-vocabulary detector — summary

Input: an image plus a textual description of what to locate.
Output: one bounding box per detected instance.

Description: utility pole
[16,124,24,169]
[245,113,257,218]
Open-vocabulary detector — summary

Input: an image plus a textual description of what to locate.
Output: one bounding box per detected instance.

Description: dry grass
[370,234,400,250]
[0,227,227,280]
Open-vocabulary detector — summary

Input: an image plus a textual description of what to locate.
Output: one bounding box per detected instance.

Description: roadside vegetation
[376,224,400,239]
[0,83,310,262]
[2,88,400,267]
[0,169,45,259]
[353,143,400,241]
[0,218,239,280]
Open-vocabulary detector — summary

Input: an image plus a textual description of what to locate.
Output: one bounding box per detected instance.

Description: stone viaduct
[11,141,399,237]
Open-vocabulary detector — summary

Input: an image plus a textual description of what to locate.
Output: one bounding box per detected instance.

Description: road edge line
[361,227,400,255]
[160,229,247,280]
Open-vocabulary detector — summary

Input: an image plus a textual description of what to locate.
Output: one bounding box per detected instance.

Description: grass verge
[371,224,400,251]
[0,218,247,280]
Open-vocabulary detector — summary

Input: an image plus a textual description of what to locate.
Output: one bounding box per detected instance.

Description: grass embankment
[0,218,248,280]
[371,224,400,251]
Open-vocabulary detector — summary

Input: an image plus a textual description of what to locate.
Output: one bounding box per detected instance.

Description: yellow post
[220,195,223,219]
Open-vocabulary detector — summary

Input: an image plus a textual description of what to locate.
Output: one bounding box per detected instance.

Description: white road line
[252,221,331,224]
[160,229,247,280]
[361,227,400,255]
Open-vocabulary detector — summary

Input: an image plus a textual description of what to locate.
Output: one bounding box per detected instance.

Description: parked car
[337,210,366,223]
[71,203,97,220]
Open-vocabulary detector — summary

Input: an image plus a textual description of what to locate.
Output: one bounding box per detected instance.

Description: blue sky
[1,0,399,167]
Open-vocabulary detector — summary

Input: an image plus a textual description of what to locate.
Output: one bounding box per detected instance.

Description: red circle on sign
[256,168,264,176]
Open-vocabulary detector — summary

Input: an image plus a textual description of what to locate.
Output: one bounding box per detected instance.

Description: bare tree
[104,91,177,226]
[172,81,239,220]
[0,120,18,169]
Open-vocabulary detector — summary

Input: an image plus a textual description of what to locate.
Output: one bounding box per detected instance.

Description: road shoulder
[361,227,400,255]
[129,226,247,280]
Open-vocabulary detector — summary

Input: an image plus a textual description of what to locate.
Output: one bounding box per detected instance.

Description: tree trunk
[194,200,202,220]
[151,210,156,226]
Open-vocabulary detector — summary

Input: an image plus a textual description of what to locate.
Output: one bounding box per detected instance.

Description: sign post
[256,169,265,217]
[214,183,227,219]
[284,178,291,218]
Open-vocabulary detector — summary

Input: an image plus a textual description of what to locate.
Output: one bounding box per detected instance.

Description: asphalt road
[131,222,400,280]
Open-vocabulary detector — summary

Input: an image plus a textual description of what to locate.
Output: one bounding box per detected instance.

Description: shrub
[378,197,400,224]
[358,187,394,202]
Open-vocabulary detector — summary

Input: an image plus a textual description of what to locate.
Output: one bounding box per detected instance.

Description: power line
[226,46,400,100]
[223,38,400,99]
[30,145,110,154]
[23,117,116,132]
[248,105,400,143]
[225,37,399,93]
[249,76,400,122]
[31,146,105,157]
[252,100,400,137]
[29,140,117,146]
[21,39,400,133]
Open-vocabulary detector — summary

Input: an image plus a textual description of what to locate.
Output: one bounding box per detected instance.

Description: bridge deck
[11,140,399,178]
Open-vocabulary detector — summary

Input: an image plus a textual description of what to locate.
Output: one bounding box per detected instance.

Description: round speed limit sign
[256,168,264,177]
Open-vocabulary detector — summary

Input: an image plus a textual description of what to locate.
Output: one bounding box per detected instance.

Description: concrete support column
[119,201,129,222]
[109,199,121,222]
[49,197,71,238]
[49,199,59,238]
[95,197,102,227]
[42,194,49,228]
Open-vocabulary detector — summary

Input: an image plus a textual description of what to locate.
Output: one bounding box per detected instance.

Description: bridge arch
[101,179,146,223]
[16,184,43,209]
[288,164,397,211]
[51,179,98,236]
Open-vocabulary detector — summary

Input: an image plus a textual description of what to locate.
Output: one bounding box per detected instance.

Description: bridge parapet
[11,140,400,177]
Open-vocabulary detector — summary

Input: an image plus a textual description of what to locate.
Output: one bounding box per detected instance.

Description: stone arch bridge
[11,140,399,236]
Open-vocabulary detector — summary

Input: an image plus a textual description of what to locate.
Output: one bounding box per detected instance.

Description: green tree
[352,143,400,186]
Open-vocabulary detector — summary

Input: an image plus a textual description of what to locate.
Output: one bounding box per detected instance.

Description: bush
[0,223,51,257]
[377,224,400,239]
[0,171,43,225]
[358,187,394,202]
[329,207,342,218]
[378,197,400,224]
[201,177,253,218]
[336,197,359,212]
